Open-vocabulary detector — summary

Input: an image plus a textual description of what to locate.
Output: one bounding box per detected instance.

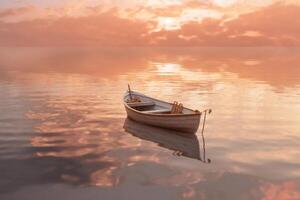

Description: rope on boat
[200,109,212,163]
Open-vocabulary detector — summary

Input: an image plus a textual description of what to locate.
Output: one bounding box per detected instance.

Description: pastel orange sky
[0,0,300,46]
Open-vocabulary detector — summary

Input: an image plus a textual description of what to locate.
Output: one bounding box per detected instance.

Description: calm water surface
[0,47,300,200]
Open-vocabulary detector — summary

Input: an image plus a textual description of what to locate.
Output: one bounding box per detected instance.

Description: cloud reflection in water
[0,47,300,199]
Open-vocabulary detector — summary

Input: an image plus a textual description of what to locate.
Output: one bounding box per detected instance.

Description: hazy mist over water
[0,47,300,200]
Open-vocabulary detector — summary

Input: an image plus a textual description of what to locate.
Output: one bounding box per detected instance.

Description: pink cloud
[0,8,153,46]
[0,6,35,18]
[0,4,299,46]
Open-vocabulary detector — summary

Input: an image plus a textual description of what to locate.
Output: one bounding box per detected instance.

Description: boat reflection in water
[123,118,210,163]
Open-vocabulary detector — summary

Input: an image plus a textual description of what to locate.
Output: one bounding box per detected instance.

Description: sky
[0,0,300,46]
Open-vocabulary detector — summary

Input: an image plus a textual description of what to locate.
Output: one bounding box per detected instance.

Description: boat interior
[125,92,196,115]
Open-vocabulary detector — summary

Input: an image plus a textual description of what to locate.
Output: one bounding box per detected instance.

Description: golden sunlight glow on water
[0,47,300,200]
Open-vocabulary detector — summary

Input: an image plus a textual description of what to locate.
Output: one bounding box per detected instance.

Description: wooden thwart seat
[142,109,171,114]
[128,101,155,108]
[171,101,183,114]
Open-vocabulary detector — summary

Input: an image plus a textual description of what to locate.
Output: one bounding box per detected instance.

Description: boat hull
[124,105,201,133]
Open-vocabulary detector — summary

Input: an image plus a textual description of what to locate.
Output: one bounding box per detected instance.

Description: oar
[128,84,133,101]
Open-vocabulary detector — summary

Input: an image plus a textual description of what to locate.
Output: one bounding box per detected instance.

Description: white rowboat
[123,90,202,133]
